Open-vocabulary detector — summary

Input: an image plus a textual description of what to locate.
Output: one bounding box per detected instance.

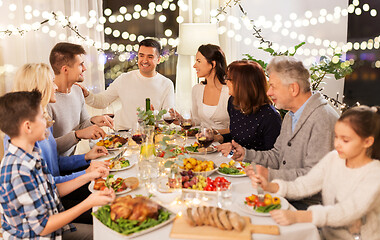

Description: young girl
[249,105,380,239]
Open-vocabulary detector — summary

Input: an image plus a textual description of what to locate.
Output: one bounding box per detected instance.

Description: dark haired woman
[173,44,230,133]
[216,60,281,150]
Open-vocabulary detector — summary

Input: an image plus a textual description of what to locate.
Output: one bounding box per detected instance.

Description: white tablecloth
[92,146,321,240]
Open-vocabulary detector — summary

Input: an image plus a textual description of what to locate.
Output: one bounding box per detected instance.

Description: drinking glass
[131,125,144,145]
[163,108,176,127]
[217,182,232,208]
[102,105,115,134]
[197,127,214,155]
[180,118,192,145]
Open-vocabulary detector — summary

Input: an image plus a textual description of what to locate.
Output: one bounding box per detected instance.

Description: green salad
[184,145,199,152]
[255,204,282,213]
[218,167,244,175]
[93,205,171,235]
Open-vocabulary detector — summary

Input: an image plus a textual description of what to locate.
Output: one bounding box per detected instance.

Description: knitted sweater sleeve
[85,76,121,109]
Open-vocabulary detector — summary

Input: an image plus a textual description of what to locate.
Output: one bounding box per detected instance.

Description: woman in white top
[174,44,230,133]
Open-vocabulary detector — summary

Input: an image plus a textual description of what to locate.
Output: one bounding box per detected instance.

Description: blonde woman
[4,63,110,224]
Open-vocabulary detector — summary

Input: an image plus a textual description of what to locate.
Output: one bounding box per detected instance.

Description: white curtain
[0,0,104,98]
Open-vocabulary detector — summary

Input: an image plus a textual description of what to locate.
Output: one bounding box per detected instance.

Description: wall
[229,0,348,107]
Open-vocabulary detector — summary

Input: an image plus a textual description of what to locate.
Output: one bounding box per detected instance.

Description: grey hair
[267,56,311,93]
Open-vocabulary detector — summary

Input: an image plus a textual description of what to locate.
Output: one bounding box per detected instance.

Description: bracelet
[74,131,81,141]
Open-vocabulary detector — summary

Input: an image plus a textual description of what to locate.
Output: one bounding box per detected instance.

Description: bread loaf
[184,206,245,232]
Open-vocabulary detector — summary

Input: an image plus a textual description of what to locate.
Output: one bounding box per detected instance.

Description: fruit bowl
[192,165,218,177]
[181,157,218,177]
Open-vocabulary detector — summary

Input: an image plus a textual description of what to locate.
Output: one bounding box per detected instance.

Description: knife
[112,147,127,163]
[252,163,265,202]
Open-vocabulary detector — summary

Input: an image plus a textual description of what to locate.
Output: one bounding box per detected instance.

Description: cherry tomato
[214,177,222,183]
[158,152,165,158]
[256,201,266,207]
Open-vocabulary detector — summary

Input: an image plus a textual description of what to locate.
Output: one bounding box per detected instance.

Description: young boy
[0,90,115,239]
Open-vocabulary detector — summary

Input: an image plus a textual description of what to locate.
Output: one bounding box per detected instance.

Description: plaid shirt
[0,142,76,239]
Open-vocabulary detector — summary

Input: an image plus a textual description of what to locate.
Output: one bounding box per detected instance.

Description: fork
[252,163,265,202]
[112,147,127,163]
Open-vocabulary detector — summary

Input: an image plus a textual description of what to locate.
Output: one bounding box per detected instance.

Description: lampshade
[177,23,220,55]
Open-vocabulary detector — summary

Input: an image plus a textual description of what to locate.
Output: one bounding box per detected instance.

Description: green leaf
[164,160,175,168]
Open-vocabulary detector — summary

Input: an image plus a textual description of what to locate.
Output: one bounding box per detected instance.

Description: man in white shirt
[48,42,114,156]
[78,39,175,130]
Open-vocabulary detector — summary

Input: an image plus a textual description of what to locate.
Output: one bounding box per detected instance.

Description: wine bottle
[145,98,151,111]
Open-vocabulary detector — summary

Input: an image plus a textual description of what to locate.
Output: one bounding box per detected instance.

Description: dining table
[91,138,321,240]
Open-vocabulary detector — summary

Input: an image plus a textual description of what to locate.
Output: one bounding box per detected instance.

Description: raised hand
[90,115,114,129]
[85,188,116,207]
[74,83,90,97]
[86,166,109,180]
[169,108,183,125]
[75,125,106,140]
[231,140,245,161]
[216,142,232,155]
[246,165,269,191]
[86,161,110,174]
[85,145,108,160]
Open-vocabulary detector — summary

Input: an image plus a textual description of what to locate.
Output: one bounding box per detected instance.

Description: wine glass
[180,118,192,145]
[131,123,145,149]
[163,108,176,130]
[102,105,115,134]
[197,127,214,155]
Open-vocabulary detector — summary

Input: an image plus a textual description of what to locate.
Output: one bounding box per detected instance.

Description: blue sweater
[3,127,88,183]
[222,96,282,150]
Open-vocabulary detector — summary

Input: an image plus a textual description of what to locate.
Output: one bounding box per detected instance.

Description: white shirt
[191,84,230,130]
[274,151,380,239]
[202,103,217,120]
[85,70,175,130]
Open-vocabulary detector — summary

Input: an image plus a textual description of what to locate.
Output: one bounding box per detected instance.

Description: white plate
[104,157,136,172]
[88,180,132,195]
[188,146,217,155]
[217,169,247,177]
[93,199,176,238]
[89,135,128,150]
[109,162,135,172]
[237,195,289,217]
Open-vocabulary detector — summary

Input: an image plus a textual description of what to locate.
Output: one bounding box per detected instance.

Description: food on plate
[178,128,199,136]
[184,142,200,152]
[93,178,106,190]
[175,170,230,191]
[106,157,130,170]
[93,175,139,192]
[244,193,281,213]
[93,195,172,235]
[96,135,128,149]
[124,177,139,190]
[156,144,186,158]
[218,160,249,175]
[185,206,246,231]
[181,158,215,172]
[110,195,160,221]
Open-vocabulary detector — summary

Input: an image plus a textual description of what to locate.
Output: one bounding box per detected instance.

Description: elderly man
[48,42,114,156]
[219,56,339,209]
[78,38,175,131]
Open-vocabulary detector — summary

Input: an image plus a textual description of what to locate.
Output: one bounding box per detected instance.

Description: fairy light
[119,6,127,14]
